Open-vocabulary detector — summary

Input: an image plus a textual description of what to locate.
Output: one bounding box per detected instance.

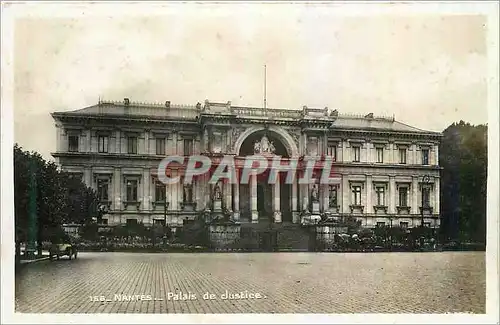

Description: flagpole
[264,64,267,110]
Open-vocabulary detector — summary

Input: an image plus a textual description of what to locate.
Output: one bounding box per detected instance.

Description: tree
[14,144,100,256]
[440,122,487,243]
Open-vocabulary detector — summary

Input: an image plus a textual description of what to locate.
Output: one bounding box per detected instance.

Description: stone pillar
[411,176,419,214]
[171,171,179,210]
[389,176,396,214]
[434,145,439,166]
[113,168,122,211]
[86,129,91,153]
[273,178,282,223]
[144,131,150,155]
[366,175,372,214]
[84,166,92,188]
[142,168,150,211]
[205,173,211,209]
[322,184,329,212]
[302,184,310,212]
[225,177,232,212]
[434,177,440,215]
[342,175,349,214]
[55,125,62,152]
[250,171,258,223]
[114,130,121,154]
[233,181,240,221]
[292,177,298,223]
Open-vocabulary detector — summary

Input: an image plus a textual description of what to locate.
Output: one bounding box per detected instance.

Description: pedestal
[273,211,282,223]
[312,201,320,214]
[213,200,222,212]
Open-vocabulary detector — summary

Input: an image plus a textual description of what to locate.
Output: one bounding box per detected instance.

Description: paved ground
[15,252,485,313]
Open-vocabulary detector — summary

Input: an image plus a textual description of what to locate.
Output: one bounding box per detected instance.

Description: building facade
[52,99,442,231]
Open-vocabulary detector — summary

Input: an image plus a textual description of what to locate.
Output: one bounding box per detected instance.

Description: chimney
[165,101,171,108]
[124,98,130,106]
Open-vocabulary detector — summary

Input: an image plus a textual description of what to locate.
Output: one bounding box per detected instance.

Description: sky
[9,3,491,161]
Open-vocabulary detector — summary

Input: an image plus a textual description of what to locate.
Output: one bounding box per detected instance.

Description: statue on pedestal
[254,135,276,154]
[213,182,222,200]
[311,184,319,202]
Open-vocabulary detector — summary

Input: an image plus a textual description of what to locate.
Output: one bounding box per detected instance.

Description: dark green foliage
[14,144,101,244]
[440,121,487,243]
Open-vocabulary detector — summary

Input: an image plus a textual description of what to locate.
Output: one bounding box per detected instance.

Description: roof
[52,100,441,135]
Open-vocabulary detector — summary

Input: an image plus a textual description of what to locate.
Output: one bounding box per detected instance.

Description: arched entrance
[237,129,293,223]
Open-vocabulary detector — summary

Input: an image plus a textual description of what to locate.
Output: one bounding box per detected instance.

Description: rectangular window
[328,185,338,207]
[399,148,407,164]
[352,186,361,205]
[422,149,429,165]
[126,219,137,227]
[101,219,108,225]
[154,219,166,226]
[155,182,166,202]
[97,179,109,202]
[98,136,109,153]
[68,135,79,152]
[398,187,408,207]
[422,187,431,207]
[327,145,337,161]
[424,222,431,228]
[126,180,138,201]
[376,222,386,227]
[353,146,360,162]
[184,139,193,156]
[127,136,137,154]
[375,186,385,206]
[156,137,166,155]
[400,222,409,229]
[376,147,384,163]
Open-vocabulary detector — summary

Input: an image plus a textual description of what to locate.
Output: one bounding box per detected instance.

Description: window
[127,136,138,154]
[376,147,384,163]
[154,219,166,226]
[422,187,431,207]
[101,219,108,225]
[375,186,385,206]
[156,137,166,155]
[328,185,338,207]
[400,222,409,229]
[126,219,137,227]
[398,187,408,207]
[424,222,431,228]
[399,148,407,164]
[352,186,361,205]
[184,139,193,155]
[97,179,109,202]
[98,135,109,153]
[376,222,386,228]
[422,149,429,165]
[126,180,138,201]
[155,182,166,202]
[327,145,337,161]
[353,146,360,162]
[68,135,79,152]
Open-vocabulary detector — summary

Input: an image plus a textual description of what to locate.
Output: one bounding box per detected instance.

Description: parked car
[49,240,78,260]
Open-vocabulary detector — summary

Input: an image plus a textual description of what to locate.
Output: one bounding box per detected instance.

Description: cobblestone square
[15,252,485,314]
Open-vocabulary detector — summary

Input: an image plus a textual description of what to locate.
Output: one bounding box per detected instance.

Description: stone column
[171,171,179,210]
[366,175,372,214]
[273,178,282,223]
[225,177,232,212]
[389,176,396,214]
[411,176,419,214]
[113,168,122,211]
[322,184,329,212]
[434,145,439,166]
[144,131,150,155]
[84,166,92,188]
[205,173,211,209]
[342,175,349,214]
[86,129,91,153]
[142,168,150,211]
[434,177,440,215]
[233,180,240,221]
[302,184,310,212]
[250,171,258,223]
[292,178,298,223]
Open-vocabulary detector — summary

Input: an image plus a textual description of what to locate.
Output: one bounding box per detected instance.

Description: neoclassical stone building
[52,99,442,231]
